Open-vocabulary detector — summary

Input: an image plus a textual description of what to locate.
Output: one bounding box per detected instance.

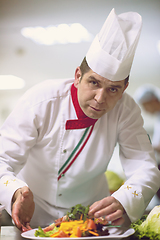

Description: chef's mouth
[90,106,103,112]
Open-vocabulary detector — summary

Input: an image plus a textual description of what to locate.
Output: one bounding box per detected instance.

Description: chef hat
[134,84,160,104]
[86,8,142,81]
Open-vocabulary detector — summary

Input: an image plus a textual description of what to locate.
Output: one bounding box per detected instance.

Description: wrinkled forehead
[88,70,126,86]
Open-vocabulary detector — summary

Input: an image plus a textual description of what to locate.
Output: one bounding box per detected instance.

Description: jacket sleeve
[112,94,160,222]
[0,93,38,215]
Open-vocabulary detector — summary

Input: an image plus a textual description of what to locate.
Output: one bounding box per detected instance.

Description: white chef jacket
[0,78,160,227]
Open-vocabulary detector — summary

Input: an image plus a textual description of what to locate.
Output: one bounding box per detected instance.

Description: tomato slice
[43,223,55,233]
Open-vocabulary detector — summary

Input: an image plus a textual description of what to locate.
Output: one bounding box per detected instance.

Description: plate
[21,227,135,239]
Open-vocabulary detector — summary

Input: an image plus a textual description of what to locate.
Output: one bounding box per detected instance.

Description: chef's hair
[80,57,129,85]
[79,57,90,79]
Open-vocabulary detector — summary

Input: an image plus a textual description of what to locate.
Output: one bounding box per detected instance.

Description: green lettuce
[131,205,160,240]
[35,226,59,237]
[66,204,89,221]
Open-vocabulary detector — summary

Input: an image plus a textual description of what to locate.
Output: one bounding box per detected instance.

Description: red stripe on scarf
[65,84,97,130]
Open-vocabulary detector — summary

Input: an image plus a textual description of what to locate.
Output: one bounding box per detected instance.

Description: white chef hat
[134,84,160,104]
[86,8,142,81]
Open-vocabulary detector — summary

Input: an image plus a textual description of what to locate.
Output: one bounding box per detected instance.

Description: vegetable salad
[35,204,109,238]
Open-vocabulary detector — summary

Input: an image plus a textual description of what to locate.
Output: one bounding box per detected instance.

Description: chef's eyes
[90,80,98,86]
[109,87,117,93]
[88,80,118,93]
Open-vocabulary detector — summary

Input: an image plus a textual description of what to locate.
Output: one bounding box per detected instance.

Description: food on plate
[35,204,110,238]
[131,205,160,240]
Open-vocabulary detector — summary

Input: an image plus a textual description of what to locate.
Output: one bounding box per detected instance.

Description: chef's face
[74,67,128,119]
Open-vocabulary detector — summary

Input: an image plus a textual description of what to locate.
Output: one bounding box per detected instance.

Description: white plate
[21,227,135,239]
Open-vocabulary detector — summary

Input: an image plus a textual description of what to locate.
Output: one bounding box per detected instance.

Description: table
[1,226,23,240]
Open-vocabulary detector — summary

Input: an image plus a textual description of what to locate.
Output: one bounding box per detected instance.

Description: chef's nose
[94,89,106,104]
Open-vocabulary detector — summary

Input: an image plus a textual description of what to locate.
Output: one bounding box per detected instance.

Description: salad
[35,204,110,238]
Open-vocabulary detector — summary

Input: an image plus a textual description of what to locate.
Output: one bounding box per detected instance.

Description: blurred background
[0,0,160,223]
[0,0,160,128]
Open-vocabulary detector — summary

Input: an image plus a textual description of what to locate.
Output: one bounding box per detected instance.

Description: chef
[0,8,160,232]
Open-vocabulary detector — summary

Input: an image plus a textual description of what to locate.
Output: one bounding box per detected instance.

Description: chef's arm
[0,90,40,215]
[11,186,35,232]
[115,102,160,222]
[111,97,160,222]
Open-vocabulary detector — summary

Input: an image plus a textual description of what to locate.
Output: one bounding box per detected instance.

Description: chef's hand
[88,196,125,226]
[12,186,35,232]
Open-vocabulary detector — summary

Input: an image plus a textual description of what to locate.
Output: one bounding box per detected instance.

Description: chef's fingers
[21,223,32,232]
[89,196,124,222]
[12,206,27,231]
[94,201,124,219]
[12,197,23,230]
[89,196,115,215]
[103,208,124,224]
[110,215,125,226]
[22,225,29,232]
[12,214,32,232]
[12,213,22,230]
[26,222,32,230]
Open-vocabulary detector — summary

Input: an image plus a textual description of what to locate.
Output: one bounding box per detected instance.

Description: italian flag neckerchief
[58,84,98,180]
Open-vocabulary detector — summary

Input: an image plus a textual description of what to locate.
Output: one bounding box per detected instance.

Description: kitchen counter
[1,226,23,240]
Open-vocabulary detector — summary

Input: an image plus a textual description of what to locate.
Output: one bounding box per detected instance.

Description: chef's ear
[74,67,82,88]
[119,81,129,99]
[123,82,129,92]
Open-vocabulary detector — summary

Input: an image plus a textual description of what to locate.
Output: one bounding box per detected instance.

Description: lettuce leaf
[35,226,59,237]
[130,206,160,240]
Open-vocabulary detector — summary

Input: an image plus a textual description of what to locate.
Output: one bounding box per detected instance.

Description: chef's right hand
[12,186,35,232]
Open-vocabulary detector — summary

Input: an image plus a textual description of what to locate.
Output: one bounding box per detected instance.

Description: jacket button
[58,194,62,196]
[63,149,67,153]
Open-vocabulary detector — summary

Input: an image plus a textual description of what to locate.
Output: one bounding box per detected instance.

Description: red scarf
[65,84,98,130]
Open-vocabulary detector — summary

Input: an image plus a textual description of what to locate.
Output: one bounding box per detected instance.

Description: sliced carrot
[76,226,82,237]
[88,230,99,236]
[87,219,97,230]
[50,230,61,237]
[51,230,69,238]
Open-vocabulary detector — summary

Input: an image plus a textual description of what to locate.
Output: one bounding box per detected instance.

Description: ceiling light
[21,23,93,45]
[0,75,25,90]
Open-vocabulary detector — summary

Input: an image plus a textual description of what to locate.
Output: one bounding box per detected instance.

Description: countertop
[1,226,23,240]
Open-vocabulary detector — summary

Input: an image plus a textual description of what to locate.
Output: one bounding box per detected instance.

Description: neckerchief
[65,84,98,130]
